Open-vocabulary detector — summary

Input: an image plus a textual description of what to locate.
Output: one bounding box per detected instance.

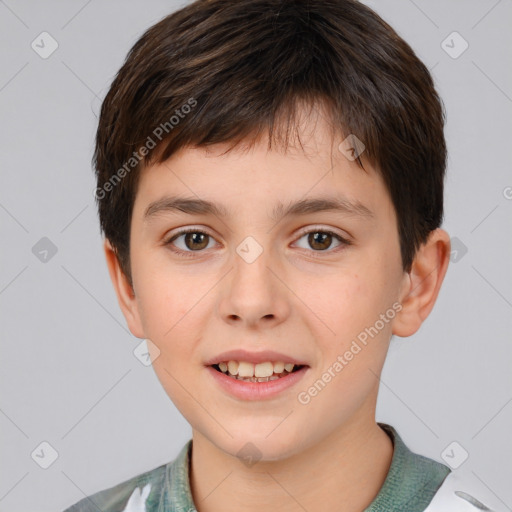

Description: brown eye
[293,228,351,255]
[307,231,333,251]
[183,232,209,251]
[166,229,215,255]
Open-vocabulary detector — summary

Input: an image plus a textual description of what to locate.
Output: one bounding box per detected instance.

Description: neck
[189,412,393,512]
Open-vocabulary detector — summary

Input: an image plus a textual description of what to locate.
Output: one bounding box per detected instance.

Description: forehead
[133,108,391,224]
[134,149,393,237]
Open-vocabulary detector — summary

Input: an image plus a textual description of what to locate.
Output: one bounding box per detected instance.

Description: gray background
[0,1,511,511]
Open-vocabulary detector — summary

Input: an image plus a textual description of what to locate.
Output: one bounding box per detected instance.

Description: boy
[64,0,498,511]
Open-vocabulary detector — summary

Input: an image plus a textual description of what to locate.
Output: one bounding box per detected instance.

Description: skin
[104,105,450,512]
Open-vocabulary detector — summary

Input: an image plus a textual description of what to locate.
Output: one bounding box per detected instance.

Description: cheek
[316,264,397,360]
[133,252,195,335]
[322,270,378,325]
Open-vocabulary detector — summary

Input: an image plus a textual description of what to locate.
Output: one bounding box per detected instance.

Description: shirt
[62,422,495,512]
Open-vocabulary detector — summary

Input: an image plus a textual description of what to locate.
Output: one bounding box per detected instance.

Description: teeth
[238,375,281,382]
[227,361,239,375]
[217,360,299,378]
[254,362,273,378]
[273,361,285,373]
[237,361,254,378]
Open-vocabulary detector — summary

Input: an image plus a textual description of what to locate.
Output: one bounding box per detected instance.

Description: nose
[217,244,291,329]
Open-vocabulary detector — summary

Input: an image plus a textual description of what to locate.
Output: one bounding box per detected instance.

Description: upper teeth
[218,361,296,377]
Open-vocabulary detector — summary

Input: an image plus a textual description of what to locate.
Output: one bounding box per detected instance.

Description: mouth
[205,359,310,400]
[209,362,307,383]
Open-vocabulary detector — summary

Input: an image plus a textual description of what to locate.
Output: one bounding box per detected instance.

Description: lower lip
[205,365,309,401]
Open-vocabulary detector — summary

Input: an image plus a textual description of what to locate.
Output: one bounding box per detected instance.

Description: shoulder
[424,471,503,512]
[61,463,167,512]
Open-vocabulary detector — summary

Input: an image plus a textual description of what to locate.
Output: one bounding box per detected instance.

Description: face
[115,112,412,461]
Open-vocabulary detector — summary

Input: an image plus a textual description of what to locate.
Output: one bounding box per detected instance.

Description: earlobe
[103,238,145,339]
[392,229,451,337]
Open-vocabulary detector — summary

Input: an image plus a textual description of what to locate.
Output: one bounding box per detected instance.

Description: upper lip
[204,349,309,366]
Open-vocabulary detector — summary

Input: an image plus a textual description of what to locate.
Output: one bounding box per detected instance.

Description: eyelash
[164,227,352,259]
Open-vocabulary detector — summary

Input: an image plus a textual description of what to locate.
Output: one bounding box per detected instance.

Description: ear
[392,228,451,337]
[103,238,145,339]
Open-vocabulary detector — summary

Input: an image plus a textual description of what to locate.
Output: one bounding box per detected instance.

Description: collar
[163,422,451,512]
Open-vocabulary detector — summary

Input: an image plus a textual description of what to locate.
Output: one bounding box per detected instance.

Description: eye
[164,226,351,259]
[165,228,217,257]
[293,228,351,254]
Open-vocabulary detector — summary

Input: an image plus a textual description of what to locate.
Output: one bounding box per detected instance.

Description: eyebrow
[143,195,374,223]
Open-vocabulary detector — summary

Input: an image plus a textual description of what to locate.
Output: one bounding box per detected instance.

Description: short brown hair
[94,0,447,287]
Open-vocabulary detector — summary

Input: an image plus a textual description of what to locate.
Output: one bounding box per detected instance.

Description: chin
[218,431,305,464]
